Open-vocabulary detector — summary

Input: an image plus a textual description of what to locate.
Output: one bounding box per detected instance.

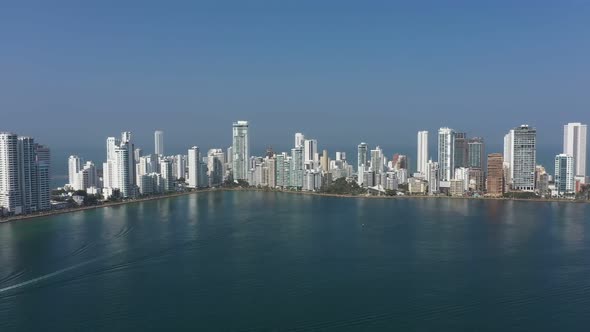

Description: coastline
[1,188,588,224]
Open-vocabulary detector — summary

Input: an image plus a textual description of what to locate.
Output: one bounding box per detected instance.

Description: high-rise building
[426,160,439,194]
[160,159,173,192]
[35,144,51,211]
[438,127,456,182]
[555,154,574,195]
[290,147,304,188]
[486,153,504,196]
[417,131,428,176]
[467,138,485,169]
[68,155,82,188]
[232,121,249,181]
[188,146,201,188]
[357,142,368,171]
[510,125,536,191]
[76,161,98,191]
[370,146,384,175]
[207,149,225,187]
[0,133,20,214]
[503,131,513,187]
[115,144,132,197]
[303,139,318,167]
[295,133,305,148]
[134,148,143,161]
[154,130,164,156]
[0,133,50,215]
[320,150,329,173]
[563,122,587,179]
[454,132,468,168]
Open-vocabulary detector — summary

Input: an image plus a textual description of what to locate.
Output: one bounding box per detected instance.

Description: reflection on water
[0,192,589,331]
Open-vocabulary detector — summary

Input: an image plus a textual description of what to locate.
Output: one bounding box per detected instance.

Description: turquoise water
[1,191,589,331]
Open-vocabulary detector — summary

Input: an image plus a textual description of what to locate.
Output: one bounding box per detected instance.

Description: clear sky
[2,1,589,158]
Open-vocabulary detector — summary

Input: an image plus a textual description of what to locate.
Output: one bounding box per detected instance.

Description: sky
[1,1,589,167]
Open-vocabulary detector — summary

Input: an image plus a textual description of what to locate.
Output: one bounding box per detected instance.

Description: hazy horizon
[2,2,588,170]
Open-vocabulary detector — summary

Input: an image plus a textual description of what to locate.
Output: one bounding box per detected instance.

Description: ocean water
[0,191,589,331]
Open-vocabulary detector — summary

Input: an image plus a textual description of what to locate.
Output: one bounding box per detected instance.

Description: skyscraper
[357,142,368,171]
[290,147,304,188]
[370,146,384,175]
[417,131,428,176]
[303,139,318,167]
[510,125,536,191]
[563,122,587,179]
[0,133,50,215]
[188,146,201,188]
[0,133,20,214]
[320,150,329,173]
[295,133,305,148]
[68,155,82,188]
[467,138,485,169]
[154,130,164,156]
[232,121,249,181]
[438,127,456,182]
[555,154,574,195]
[486,153,504,196]
[454,132,468,168]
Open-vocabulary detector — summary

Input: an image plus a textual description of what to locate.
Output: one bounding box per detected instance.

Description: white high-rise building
[232,121,249,181]
[103,132,135,198]
[438,128,456,182]
[417,131,428,176]
[370,146,384,175]
[188,146,201,188]
[76,161,98,191]
[510,125,536,191]
[555,154,574,195]
[155,130,164,156]
[0,133,50,215]
[295,133,305,148]
[207,149,225,187]
[563,122,587,179]
[0,133,19,214]
[160,159,173,192]
[115,144,132,197]
[68,155,82,188]
[173,154,186,180]
[454,167,470,192]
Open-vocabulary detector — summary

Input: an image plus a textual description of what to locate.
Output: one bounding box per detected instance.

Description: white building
[154,130,164,156]
[417,131,429,176]
[232,121,249,181]
[0,133,50,215]
[438,127,456,182]
[555,154,574,195]
[75,161,98,191]
[207,149,225,187]
[454,167,470,192]
[370,146,384,176]
[426,160,439,194]
[563,122,587,180]
[295,133,305,148]
[187,146,201,188]
[68,155,82,188]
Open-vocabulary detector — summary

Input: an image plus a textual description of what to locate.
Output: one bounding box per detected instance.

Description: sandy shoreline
[1,188,587,224]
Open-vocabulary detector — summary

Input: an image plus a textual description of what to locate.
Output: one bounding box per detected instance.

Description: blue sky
[1,1,589,160]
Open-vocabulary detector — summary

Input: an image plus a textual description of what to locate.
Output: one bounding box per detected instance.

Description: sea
[1,191,589,331]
